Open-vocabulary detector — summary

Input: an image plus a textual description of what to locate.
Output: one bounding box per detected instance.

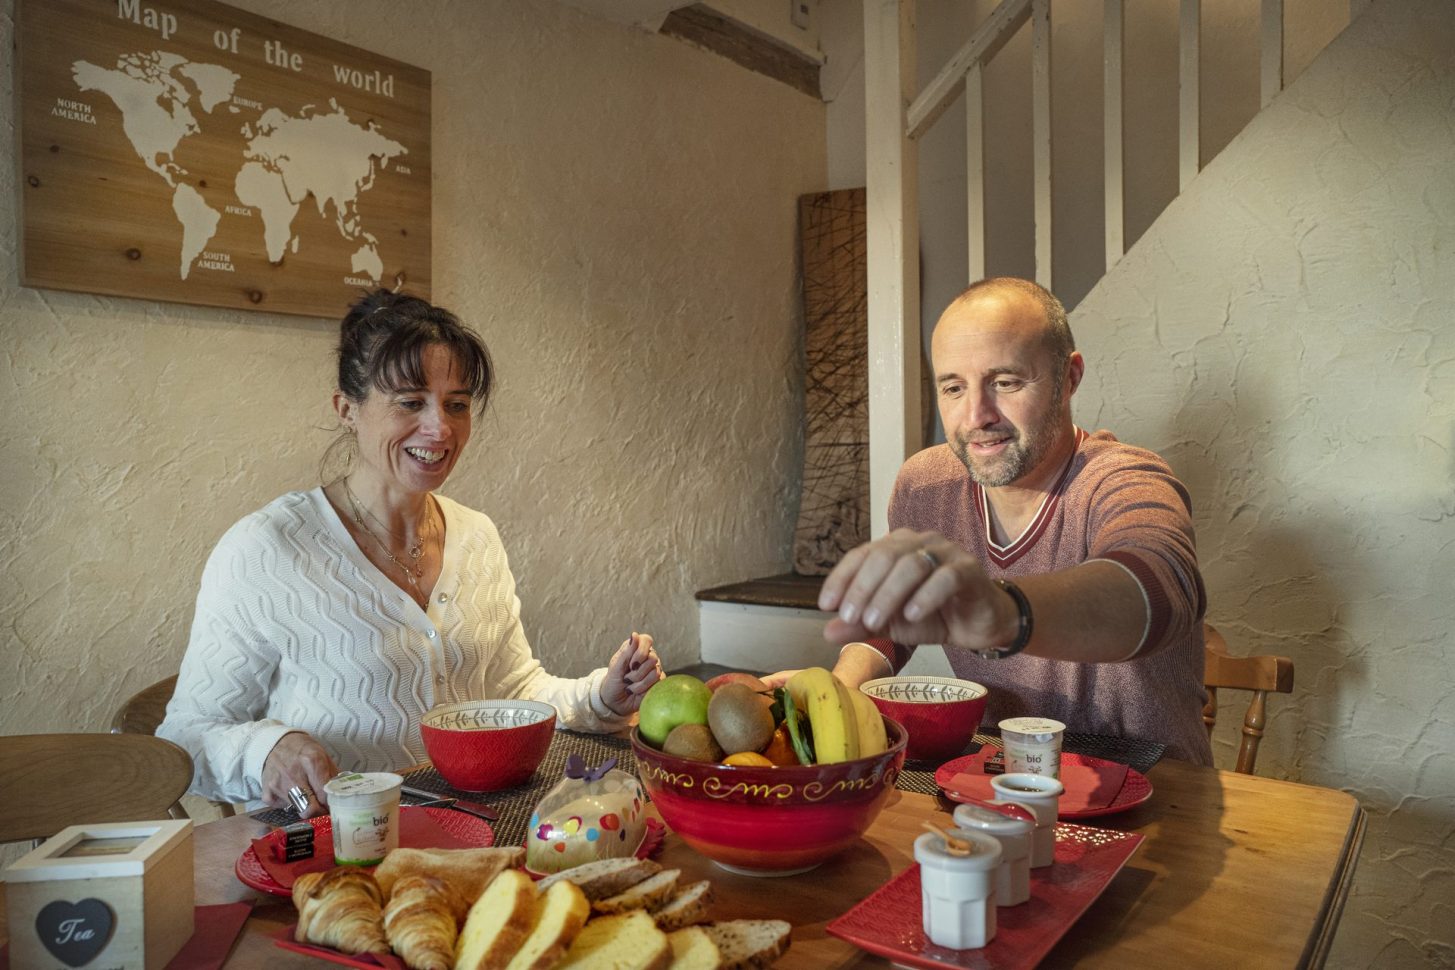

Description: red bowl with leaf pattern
[421,699,556,792]
[860,676,988,763]
[630,719,907,876]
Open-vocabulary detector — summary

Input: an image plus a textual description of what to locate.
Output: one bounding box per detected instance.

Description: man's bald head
[941,278,1075,395]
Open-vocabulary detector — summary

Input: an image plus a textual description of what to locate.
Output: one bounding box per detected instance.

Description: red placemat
[237,807,493,896]
[0,903,251,970]
[935,748,1151,819]
[827,823,1144,969]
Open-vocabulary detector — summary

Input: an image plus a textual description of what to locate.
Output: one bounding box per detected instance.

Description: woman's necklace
[342,479,433,590]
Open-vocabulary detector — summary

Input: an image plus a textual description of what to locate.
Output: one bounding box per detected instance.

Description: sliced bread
[538,857,663,901]
[592,869,681,914]
[453,869,536,970]
[700,920,792,970]
[505,879,592,970]
[555,911,671,970]
[666,925,722,970]
[650,880,714,932]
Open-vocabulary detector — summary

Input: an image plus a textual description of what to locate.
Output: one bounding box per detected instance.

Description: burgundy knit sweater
[880,429,1213,765]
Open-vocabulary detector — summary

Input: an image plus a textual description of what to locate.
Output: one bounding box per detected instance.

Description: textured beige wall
[1074,2,1455,964]
[0,1,825,735]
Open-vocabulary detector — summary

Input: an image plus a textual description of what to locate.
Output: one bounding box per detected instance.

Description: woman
[159,290,662,815]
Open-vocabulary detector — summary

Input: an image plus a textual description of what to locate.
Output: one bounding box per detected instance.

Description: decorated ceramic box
[3,819,194,970]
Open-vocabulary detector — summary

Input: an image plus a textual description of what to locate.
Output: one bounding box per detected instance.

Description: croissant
[292,867,391,955]
[383,875,461,970]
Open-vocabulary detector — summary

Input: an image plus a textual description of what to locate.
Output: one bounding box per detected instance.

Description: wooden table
[1,759,1364,968]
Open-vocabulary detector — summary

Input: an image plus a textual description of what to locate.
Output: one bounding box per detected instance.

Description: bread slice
[376,846,525,917]
[538,858,663,901]
[592,869,680,915]
[453,869,536,970]
[555,911,671,970]
[650,880,714,932]
[505,879,591,970]
[700,920,791,970]
[666,925,722,970]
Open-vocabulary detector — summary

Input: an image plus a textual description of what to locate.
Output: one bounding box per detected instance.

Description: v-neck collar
[310,486,459,620]
[974,427,1086,569]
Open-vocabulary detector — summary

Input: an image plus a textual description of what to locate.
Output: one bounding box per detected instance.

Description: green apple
[638,674,712,749]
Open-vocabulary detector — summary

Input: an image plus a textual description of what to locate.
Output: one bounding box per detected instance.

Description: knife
[402,785,499,821]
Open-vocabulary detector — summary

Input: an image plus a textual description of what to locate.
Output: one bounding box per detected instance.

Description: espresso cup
[990,772,1063,868]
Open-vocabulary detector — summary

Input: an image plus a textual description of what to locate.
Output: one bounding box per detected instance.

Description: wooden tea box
[3,819,194,970]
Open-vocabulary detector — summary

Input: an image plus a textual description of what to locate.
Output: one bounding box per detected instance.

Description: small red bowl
[859,676,987,763]
[420,700,556,792]
[631,719,907,876]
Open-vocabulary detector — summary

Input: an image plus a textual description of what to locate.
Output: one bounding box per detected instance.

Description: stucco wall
[0,0,824,737]
[1073,2,1455,965]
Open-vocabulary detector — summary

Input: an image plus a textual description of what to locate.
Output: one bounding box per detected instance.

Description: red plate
[235,807,494,897]
[934,751,1152,819]
[827,823,1144,969]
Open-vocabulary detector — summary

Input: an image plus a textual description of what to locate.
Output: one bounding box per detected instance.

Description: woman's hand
[818,529,1017,653]
[261,731,339,818]
[601,632,664,716]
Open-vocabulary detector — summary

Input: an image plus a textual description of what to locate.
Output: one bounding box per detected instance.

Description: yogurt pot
[324,771,403,866]
[997,717,1066,778]
[914,828,1002,950]
[952,802,1034,906]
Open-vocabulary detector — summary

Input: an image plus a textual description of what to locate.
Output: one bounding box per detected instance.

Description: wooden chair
[112,675,235,818]
[1202,623,1295,774]
[0,734,193,844]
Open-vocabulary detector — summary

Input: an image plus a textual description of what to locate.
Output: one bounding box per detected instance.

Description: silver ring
[287,784,313,814]
[917,546,941,571]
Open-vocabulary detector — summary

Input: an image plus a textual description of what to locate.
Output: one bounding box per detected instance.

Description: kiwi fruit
[708,683,776,756]
[662,723,725,762]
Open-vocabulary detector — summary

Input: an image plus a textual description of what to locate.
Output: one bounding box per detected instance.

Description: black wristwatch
[968,579,1033,659]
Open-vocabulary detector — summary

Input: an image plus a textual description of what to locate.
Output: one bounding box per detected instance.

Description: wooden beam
[906,0,1031,141]
[1032,0,1052,289]
[661,4,822,99]
[1261,0,1283,108]
[1103,0,1124,272]
[966,62,986,282]
[1179,0,1200,190]
[864,0,920,538]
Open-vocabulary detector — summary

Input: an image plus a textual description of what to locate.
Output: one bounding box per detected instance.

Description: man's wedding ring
[287,784,313,815]
[917,547,941,571]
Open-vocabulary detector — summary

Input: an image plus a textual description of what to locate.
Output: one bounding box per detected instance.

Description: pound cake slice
[453,869,536,970]
[505,879,591,970]
[666,925,722,970]
[555,910,671,970]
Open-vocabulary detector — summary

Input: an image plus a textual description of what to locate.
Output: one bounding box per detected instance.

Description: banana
[848,687,890,757]
[787,667,860,764]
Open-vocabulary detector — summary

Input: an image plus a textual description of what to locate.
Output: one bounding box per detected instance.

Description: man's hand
[261,732,338,817]
[817,528,1019,653]
[601,633,664,716]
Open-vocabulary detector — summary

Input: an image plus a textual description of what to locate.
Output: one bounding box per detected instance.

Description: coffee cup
[990,772,1063,868]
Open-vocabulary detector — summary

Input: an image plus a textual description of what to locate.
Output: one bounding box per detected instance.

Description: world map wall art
[17,0,431,318]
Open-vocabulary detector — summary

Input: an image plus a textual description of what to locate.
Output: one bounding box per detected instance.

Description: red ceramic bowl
[859,676,987,764]
[631,718,907,876]
[420,700,556,792]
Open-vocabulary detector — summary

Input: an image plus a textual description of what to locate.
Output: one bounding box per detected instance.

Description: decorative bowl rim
[421,699,557,731]
[859,675,988,704]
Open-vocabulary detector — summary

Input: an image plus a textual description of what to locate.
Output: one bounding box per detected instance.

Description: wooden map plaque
[16,0,431,318]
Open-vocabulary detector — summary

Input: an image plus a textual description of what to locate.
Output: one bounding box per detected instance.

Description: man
[819,277,1211,764]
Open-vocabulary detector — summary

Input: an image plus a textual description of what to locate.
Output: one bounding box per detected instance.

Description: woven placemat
[252,728,1163,840]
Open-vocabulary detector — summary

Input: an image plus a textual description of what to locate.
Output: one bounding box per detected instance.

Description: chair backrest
[1202,623,1295,774]
[110,675,179,735]
[0,733,194,844]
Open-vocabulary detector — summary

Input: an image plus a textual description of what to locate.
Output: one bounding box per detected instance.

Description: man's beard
[951,399,1065,488]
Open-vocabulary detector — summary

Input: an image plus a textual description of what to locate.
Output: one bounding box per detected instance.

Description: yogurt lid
[952,802,1034,834]
[324,771,403,798]
[998,716,1066,737]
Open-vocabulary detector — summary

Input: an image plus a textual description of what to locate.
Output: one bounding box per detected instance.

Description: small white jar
[952,802,1034,906]
[914,828,1002,950]
[324,771,402,865]
[990,772,1064,869]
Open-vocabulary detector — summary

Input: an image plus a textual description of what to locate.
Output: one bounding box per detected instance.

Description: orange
[759,724,799,767]
[722,751,774,767]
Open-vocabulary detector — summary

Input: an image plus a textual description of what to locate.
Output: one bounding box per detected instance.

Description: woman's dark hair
[336,289,494,412]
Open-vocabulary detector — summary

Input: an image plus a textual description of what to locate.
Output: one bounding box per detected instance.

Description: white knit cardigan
[158,488,626,804]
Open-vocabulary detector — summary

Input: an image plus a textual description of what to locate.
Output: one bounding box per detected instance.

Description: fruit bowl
[859,675,987,763]
[420,699,556,792]
[630,719,907,876]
